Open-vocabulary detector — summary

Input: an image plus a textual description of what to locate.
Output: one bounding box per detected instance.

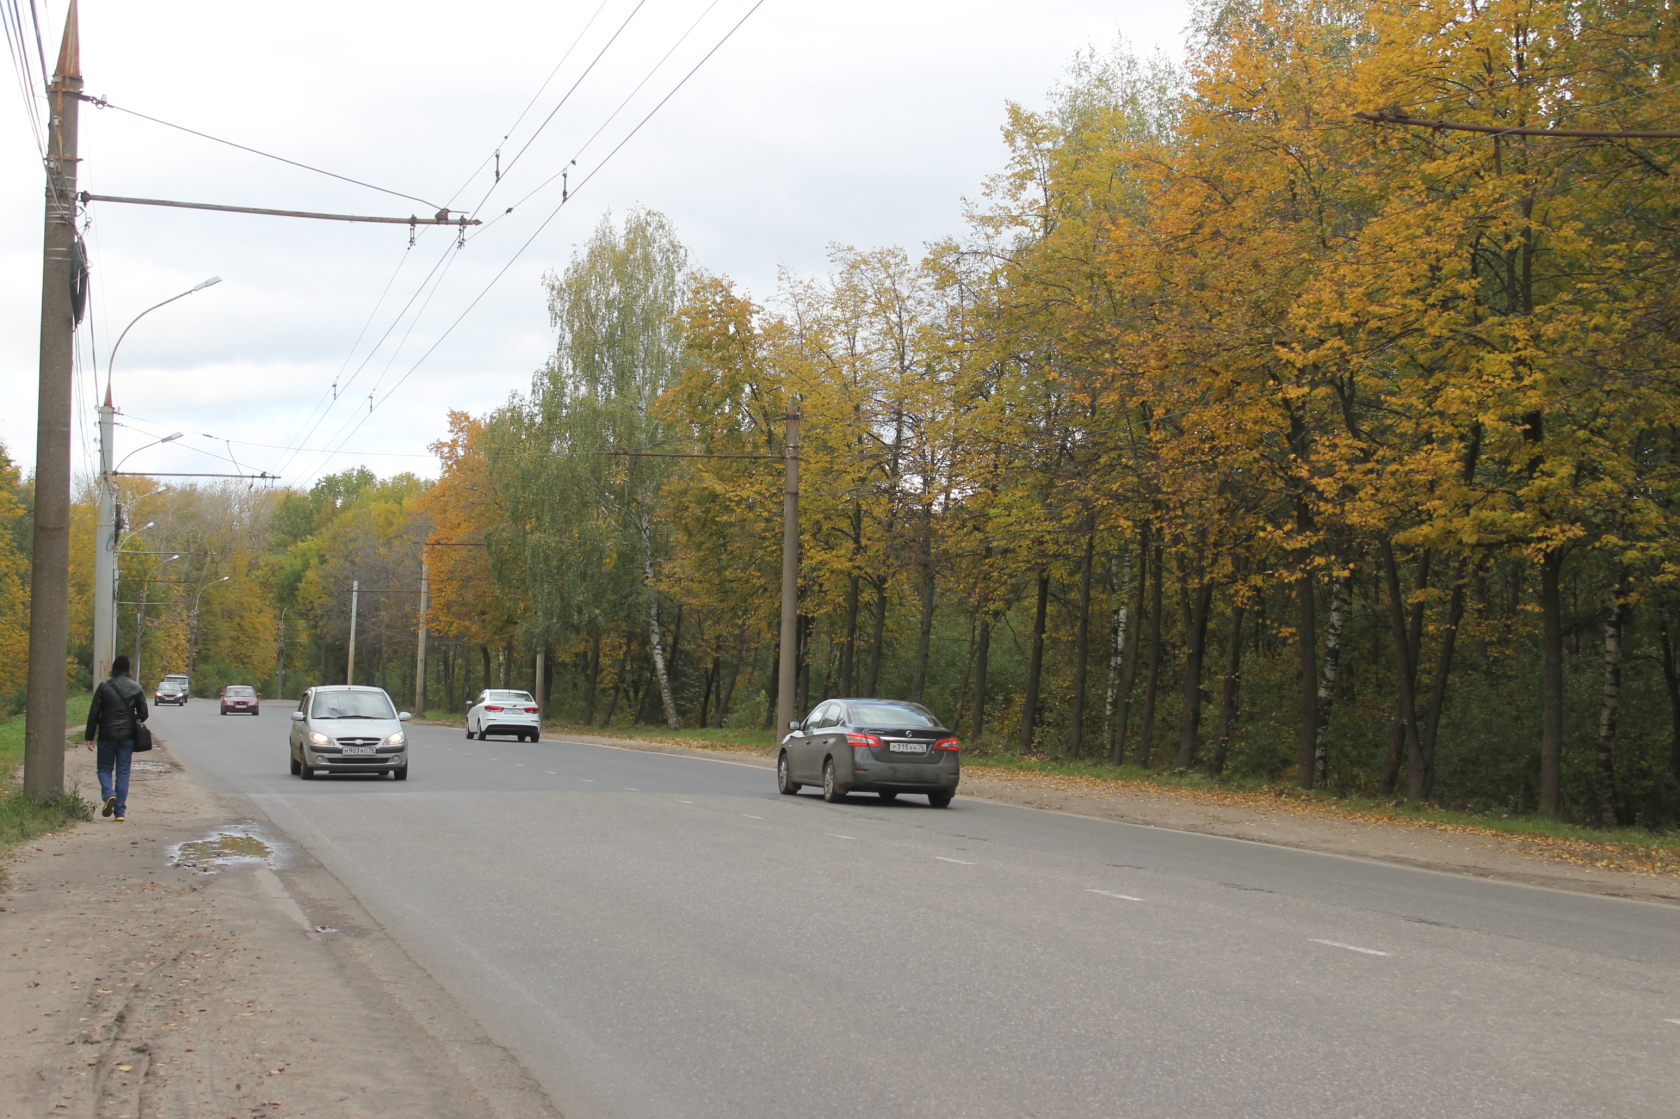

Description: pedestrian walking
[84,654,149,822]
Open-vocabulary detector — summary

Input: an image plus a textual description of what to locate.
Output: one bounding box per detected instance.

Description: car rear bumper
[847,757,958,792]
[483,721,538,734]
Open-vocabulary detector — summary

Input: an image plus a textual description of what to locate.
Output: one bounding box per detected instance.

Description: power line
[1354,109,1680,140]
[315,0,769,470]
[81,95,448,211]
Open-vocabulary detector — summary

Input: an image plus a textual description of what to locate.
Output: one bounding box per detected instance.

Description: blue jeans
[97,739,134,816]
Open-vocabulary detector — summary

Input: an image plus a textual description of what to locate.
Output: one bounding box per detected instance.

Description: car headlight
[385,732,405,745]
[309,731,331,745]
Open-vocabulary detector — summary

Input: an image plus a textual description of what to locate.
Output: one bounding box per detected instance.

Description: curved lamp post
[187,575,232,684]
[105,276,222,399]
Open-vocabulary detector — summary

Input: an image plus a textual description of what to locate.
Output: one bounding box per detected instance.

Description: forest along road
[153,700,1680,1119]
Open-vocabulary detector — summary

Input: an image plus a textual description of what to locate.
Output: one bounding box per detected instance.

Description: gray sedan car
[778,699,959,806]
[289,685,411,780]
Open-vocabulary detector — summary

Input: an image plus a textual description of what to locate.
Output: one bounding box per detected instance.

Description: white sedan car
[466,689,541,741]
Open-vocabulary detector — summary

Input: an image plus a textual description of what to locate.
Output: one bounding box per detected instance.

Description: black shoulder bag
[129,684,153,752]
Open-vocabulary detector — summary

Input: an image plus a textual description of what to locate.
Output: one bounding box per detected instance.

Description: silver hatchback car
[289,685,411,780]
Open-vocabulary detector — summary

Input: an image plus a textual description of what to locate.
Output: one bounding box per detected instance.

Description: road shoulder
[538,728,1680,905]
[0,737,559,1119]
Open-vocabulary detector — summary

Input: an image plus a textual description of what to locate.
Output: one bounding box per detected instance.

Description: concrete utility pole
[346,580,359,685]
[775,409,801,738]
[22,3,81,801]
[414,560,428,713]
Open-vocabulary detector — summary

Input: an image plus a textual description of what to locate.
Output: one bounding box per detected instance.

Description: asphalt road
[150,699,1680,1119]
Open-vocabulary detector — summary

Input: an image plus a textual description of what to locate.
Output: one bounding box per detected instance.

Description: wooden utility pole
[22,3,81,800]
[775,410,801,737]
[414,559,428,713]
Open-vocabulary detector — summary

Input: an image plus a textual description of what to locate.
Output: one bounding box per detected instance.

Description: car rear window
[226,686,255,697]
[310,690,396,719]
[846,702,942,728]
[487,691,534,704]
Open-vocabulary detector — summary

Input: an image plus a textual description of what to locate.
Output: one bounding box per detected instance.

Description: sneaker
[102,796,116,818]
[114,815,125,822]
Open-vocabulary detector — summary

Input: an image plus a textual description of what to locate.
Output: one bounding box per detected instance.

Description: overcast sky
[1,0,1191,490]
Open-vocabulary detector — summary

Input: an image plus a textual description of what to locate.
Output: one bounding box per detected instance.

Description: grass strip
[0,694,97,892]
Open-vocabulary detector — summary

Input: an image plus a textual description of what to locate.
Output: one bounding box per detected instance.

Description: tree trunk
[1137,546,1165,769]
[762,640,779,731]
[865,578,889,695]
[1104,550,1133,763]
[717,629,747,729]
[500,642,512,689]
[1112,539,1147,764]
[970,618,990,741]
[582,626,602,726]
[479,645,492,698]
[1312,572,1350,786]
[1378,552,1430,796]
[1378,540,1426,799]
[639,527,682,730]
[601,634,633,728]
[797,613,812,717]
[699,655,719,729]
[1539,549,1565,817]
[1594,571,1628,829]
[1017,571,1050,753]
[841,574,860,696]
[1658,617,1680,786]
[1068,530,1098,759]
[1209,595,1245,777]
[1174,576,1214,770]
[910,564,936,703]
[1419,564,1470,797]
[1296,570,1319,789]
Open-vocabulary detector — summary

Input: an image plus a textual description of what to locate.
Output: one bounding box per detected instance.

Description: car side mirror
[788,720,801,732]
[290,712,304,722]
[398,712,411,722]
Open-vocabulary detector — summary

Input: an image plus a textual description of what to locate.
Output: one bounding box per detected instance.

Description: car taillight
[523,706,539,714]
[847,733,883,749]
[933,737,960,752]
[486,705,504,712]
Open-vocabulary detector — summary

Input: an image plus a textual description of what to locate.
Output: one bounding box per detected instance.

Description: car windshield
[310,691,396,720]
[159,682,182,692]
[225,686,255,697]
[486,691,533,705]
[846,702,942,728]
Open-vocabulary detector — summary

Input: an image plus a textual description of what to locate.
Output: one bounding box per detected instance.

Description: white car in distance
[467,690,541,742]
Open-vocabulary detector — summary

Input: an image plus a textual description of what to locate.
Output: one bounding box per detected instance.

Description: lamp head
[161,431,184,444]
[191,276,222,292]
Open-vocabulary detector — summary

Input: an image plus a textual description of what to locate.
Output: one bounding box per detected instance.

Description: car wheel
[393,766,409,781]
[464,724,472,739]
[927,790,953,808]
[777,752,799,795]
[877,791,898,802]
[290,753,300,775]
[822,759,846,803]
[300,761,316,780]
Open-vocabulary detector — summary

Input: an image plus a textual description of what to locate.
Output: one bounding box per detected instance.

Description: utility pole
[22,4,81,801]
[775,409,801,738]
[347,580,359,686]
[414,560,428,713]
[276,606,287,700]
[92,388,115,684]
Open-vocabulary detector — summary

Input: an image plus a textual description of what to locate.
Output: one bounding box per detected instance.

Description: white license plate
[888,742,927,754]
[341,746,376,756]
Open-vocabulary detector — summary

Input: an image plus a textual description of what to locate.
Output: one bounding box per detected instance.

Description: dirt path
[0,738,558,1119]
[542,728,1680,905]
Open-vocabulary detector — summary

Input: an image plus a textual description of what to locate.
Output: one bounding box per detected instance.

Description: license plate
[341,746,376,755]
[889,742,927,754]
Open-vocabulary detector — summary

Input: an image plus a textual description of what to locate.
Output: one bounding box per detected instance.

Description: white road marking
[1665,1019,1680,1026]
[825,833,855,840]
[581,779,594,782]
[1310,939,1392,957]
[936,856,975,864]
[742,814,763,820]
[544,770,557,775]
[624,787,639,791]
[677,799,694,804]
[1088,889,1144,902]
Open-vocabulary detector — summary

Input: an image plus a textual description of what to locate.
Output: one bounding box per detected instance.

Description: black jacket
[86,674,148,742]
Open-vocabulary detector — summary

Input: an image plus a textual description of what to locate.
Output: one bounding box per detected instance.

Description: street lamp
[187,575,232,682]
[93,276,222,686]
[115,431,183,474]
[130,552,181,682]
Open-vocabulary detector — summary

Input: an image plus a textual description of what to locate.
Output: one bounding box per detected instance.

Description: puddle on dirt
[170,829,275,873]
[131,760,174,774]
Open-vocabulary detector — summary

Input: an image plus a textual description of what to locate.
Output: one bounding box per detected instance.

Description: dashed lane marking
[825,834,855,840]
[742,814,763,820]
[624,787,639,791]
[544,770,557,775]
[677,799,694,804]
[1309,939,1392,957]
[1087,889,1144,902]
[936,857,975,865]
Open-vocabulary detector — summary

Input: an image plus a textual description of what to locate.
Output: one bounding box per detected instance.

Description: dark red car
[220,685,260,715]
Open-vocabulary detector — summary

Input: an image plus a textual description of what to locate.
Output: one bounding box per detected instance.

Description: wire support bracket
[79,192,482,226]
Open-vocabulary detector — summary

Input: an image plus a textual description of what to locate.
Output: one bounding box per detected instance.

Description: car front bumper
[307,749,407,769]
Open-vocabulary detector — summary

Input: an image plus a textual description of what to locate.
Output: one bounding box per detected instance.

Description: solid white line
[1310,938,1392,957]
[742,814,763,820]
[936,856,975,864]
[1088,889,1144,902]
[825,833,855,840]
